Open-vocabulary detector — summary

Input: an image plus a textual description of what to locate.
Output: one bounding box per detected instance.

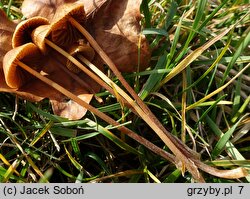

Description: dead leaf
[51,93,92,120]
[0,10,16,65]
[21,0,108,21]
[85,0,151,72]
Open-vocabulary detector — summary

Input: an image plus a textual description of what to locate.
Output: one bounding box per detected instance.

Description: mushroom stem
[55,60,102,102]
[44,39,130,107]
[44,36,203,181]
[16,59,176,164]
[69,16,205,172]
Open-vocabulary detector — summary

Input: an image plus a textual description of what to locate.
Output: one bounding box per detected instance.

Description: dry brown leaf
[51,93,92,120]
[21,0,74,20]
[0,10,16,65]
[21,0,108,21]
[85,0,151,72]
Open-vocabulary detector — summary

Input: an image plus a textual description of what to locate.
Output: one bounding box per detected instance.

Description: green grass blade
[85,152,111,175]
[160,27,233,87]
[208,160,250,168]
[85,119,141,155]
[27,102,68,122]
[141,0,151,28]
[30,121,54,146]
[164,1,178,30]
[186,63,250,111]
[220,28,250,85]
[184,0,207,48]
[64,145,83,171]
[195,95,227,126]
[139,53,167,100]
[231,95,250,123]
[211,114,249,159]
[50,127,77,137]
[62,132,100,142]
[163,169,182,183]
[142,28,168,36]
[54,164,76,180]
[184,37,231,93]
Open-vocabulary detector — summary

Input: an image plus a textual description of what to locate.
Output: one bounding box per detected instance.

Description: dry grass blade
[159,27,233,87]
[187,63,250,111]
[181,70,187,143]
[194,161,248,179]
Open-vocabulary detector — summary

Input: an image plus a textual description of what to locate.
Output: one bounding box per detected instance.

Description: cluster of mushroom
[0,1,151,120]
[2,3,100,119]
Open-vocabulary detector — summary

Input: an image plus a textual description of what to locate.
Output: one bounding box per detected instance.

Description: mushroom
[3,43,43,89]
[66,39,95,73]
[12,16,49,48]
[11,17,100,99]
[49,2,85,47]
[30,18,129,104]
[9,16,118,109]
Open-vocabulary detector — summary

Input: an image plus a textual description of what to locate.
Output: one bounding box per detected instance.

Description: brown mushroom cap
[3,43,43,88]
[12,17,49,48]
[31,24,52,54]
[66,40,95,73]
[50,2,86,47]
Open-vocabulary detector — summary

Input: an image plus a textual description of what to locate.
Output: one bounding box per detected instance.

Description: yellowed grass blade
[25,155,48,182]
[160,27,233,86]
[2,159,21,182]
[181,70,187,143]
[0,153,20,176]
[187,63,250,111]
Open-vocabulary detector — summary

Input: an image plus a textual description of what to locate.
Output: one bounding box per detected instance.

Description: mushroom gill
[50,2,86,47]
[12,16,49,48]
[3,43,43,89]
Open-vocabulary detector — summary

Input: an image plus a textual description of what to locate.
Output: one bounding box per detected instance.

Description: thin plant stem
[17,60,176,164]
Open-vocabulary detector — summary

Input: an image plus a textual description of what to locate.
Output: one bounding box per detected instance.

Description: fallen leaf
[21,0,108,21]
[85,0,151,72]
[0,10,16,65]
